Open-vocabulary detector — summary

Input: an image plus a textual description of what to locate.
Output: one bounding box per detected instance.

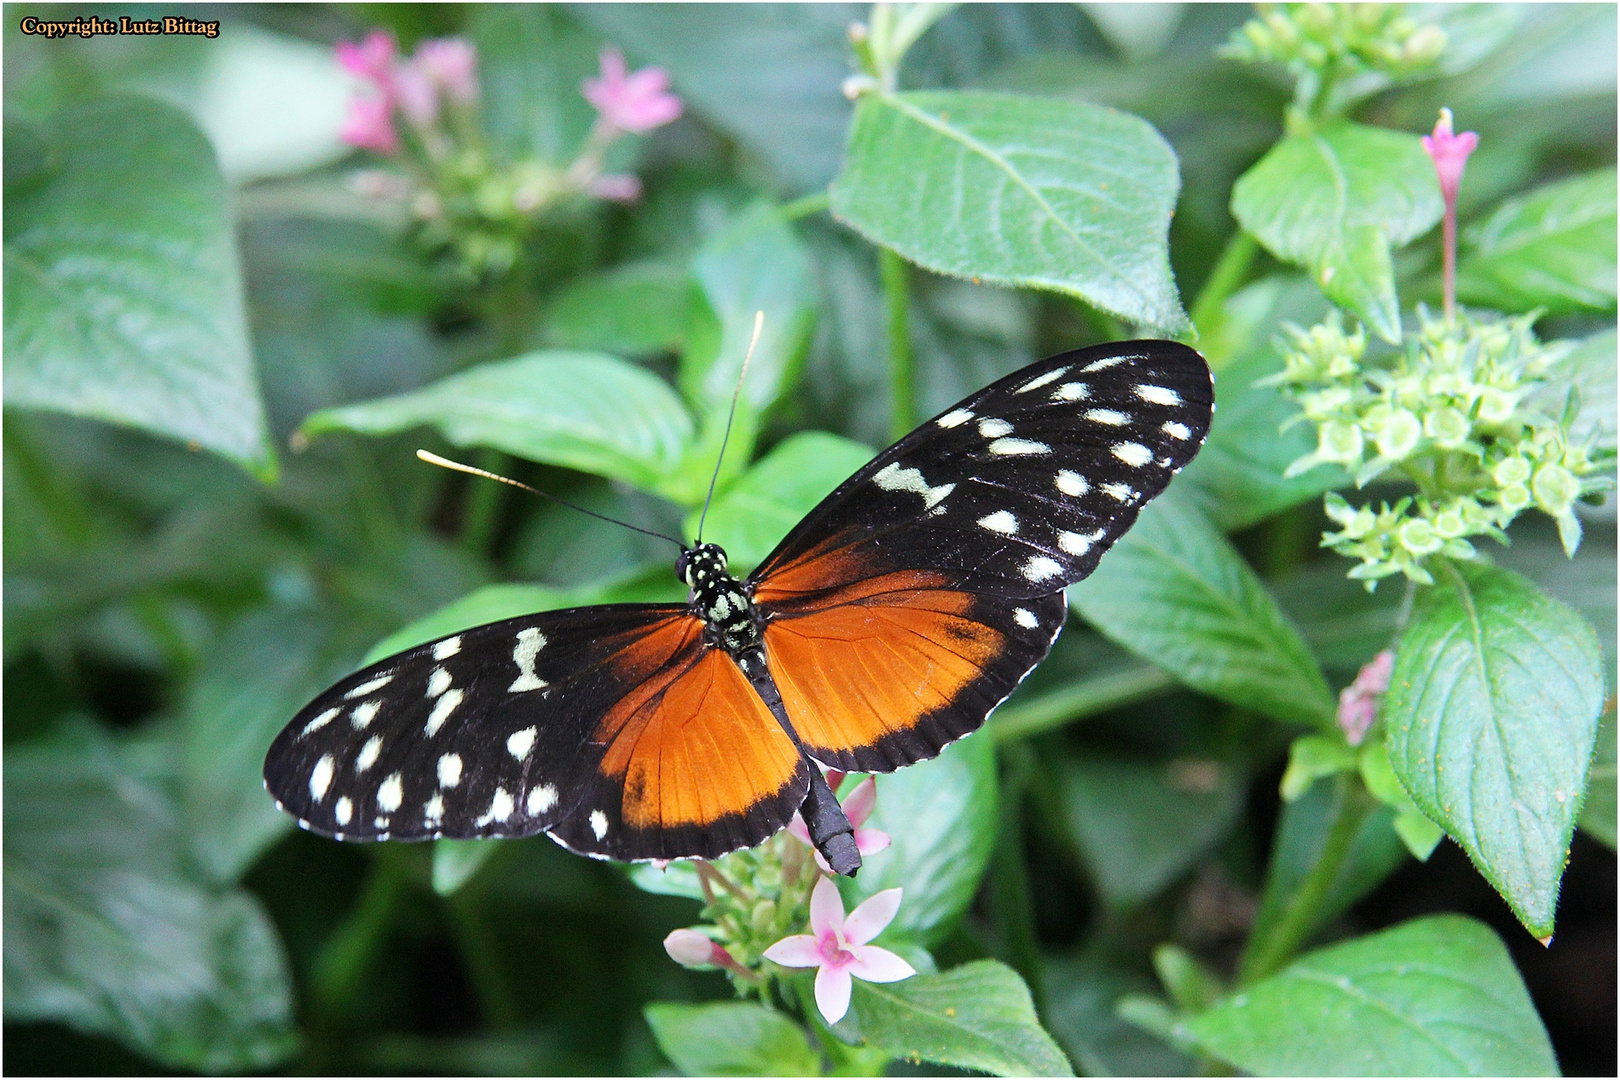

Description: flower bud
[1432,506,1467,539]
[664,929,720,967]
[750,900,778,934]
[1398,518,1443,556]
[1532,464,1579,515]
[1403,25,1446,65]
[1497,483,1532,514]
[1318,421,1365,466]
[1476,386,1518,425]
[1493,455,1531,486]
[1375,410,1422,460]
[1424,407,1471,449]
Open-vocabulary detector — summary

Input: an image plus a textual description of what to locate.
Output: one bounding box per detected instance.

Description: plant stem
[989,742,1046,1019]
[446,888,522,1029]
[1238,773,1372,984]
[879,246,915,442]
[1441,199,1458,324]
[458,447,510,557]
[989,665,1174,743]
[1189,231,1259,352]
[309,847,410,1021]
[780,190,830,221]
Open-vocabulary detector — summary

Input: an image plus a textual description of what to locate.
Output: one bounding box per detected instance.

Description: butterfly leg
[732,647,860,876]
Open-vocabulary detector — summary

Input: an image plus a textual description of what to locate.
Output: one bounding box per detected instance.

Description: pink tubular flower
[1337,649,1396,746]
[787,776,891,872]
[340,95,400,155]
[664,929,757,981]
[763,878,915,1024]
[336,30,397,96]
[417,37,479,102]
[589,173,643,203]
[582,47,683,133]
[1422,108,1478,322]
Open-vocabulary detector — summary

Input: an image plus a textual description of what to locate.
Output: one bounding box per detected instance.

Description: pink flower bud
[393,61,438,127]
[340,96,399,155]
[1338,650,1396,746]
[1421,108,1479,206]
[416,37,479,103]
[663,928,720,967]
[336,30,397,95]
[582,47,684,134]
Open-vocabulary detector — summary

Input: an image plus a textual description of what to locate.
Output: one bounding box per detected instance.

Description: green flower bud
[750,899,777,934]
[1423,407,1471,449]
[1403,25,1446,65]
[1375,410,1422,460]
[1318,420,1365,465]
[1476,386,1518,425]
[1431,506,1467,539]
[1493,455,1531,486]
[1398,518,1443,557]
[1497,483,1532,514]
[1532,464,1579,515]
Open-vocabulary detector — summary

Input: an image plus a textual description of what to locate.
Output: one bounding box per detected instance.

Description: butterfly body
[265,340,1214,877]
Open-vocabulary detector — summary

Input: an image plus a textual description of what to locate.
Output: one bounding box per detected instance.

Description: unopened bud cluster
[1270,308,1608,585]
[1223,3,1446,79]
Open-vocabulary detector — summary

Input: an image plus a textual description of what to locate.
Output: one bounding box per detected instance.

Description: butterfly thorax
[678,543,760,653]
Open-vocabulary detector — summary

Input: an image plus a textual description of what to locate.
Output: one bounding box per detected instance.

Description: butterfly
[264,340,1213,876]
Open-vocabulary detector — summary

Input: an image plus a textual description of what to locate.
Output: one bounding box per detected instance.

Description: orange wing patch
[595,627,801,830]
[763,569,1005,762]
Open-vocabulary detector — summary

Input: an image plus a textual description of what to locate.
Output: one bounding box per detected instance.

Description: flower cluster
[660,775,913,1025]
[336,32,681,277]
[1223,3,1446,81]
[1273,307,1607,585]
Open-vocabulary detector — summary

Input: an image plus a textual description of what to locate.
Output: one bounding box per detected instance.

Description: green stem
[879,247,915,443]
[1238,773,1372,984]
[446,888,522,1029]
[989,743,1045,1019]
[1189,231,1259,349]
[309,848,410,1021]
[780,190,831,221]
[458,447,510,557]
[989,665,1174,743]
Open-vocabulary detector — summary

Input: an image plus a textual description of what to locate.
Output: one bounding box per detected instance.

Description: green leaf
[1056,754,1245,906]
[1041,957,1197,1077]
[1384,560,1606,937]
[543,260,695,356]
[1069,492,1336,727]
[471,5,602,167]
[301,351,695,495]
[686,431,873,570]
[848,959,1074,1077]
[4,724,297,1072]
[4,97,273,477]
[1231,122,1443,342]
[645,1001,821,1077]
[1534,326,1615,452]
[1458,167,1618,315]
[831,90,1186,330]
[1280,735,1357,802]
[432,840,503,895]
[1579,706,1616,849]
[843,732,998,947]
[1190,915,1557,1076]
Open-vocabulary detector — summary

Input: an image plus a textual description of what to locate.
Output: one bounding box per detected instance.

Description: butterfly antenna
[696,310,765,544]
[416,450,685,549]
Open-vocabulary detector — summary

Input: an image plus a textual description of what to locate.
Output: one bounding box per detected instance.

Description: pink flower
[393,60,438,127]
[340,95,399,155]
[589,173,643,203]
[763,878,915,1024]
[663,928,756,980]
[1337,649,1395,746]
[336,30,397,96]
[1421,107,1479,206]
[582,47,683,134]
[787,776,891,872]
[416,37,479,103]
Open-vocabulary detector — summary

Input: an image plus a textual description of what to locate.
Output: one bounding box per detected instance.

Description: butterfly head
[675,542,729,588]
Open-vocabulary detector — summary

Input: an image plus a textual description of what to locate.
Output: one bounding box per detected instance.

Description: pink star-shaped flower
[336,30,398,97]
[763,877,915,1024]
[339,95,400,155]
[787,776,891,872]
[582,47,683,134]
[416,37,479,103]
[1421,107,1479,205]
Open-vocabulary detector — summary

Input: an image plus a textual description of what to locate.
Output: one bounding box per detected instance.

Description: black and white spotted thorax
[677,543,761,653]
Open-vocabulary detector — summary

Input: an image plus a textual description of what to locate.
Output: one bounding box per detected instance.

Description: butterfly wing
[263,604,810,862]
[748,340,1212,772]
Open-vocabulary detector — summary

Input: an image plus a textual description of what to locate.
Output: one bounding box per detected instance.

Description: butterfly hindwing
[749,340,1212,771]
[263,604,809,861]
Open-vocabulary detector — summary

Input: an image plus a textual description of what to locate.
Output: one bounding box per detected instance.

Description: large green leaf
[842,733,998,947]
[1384,560,1606,937]
[645,1001,820,1077]
[1069,493,1336,728]
[831,90,1186,330]
[1231,122,1443,342]
[1458,167,1618,315]
[301,351,695,495]
[471,5,603,167]
[1190,915,1557,1076]
[687,431,873,570]
[847,959,1074,1077]
[1056,754,1246,906]
[4,98,272,477]
[1580,706,1616,849]
[4,725,297,1072]
[543,260,696,356]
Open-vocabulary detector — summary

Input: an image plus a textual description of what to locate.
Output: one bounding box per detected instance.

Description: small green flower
[1374,409,1422,460]
[1492,455,1531,486]
[1531,463,1579,515]
[1496,483,1532,514]
[1423,406,1471,449]
[1398,517,1443,556]
[1318,420,1365,466]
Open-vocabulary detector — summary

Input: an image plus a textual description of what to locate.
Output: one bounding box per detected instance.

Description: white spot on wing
[356,735,383,773]
[335,797,353,826]
[873,461,955,509]
[989,438,1049,456]
[1053,382,1089,401]
[438,753,463,788]
[936,408,974,427]
[309,755,335,802]
[1112,441,1153,467]
[978,510,1018,534]
[1102,481,1136,502]
[1162,420,1191,440]
[1014,608,1038,629]
[590,810,609,839]
[476,788,514,826]
[424,793,445,824]
[425,688,463,736]
[528,783,559,816]
[301,707,339,738]
[351,700,381,729]
[1059,529,1105,556]
[507,726,537,761]
[977,417,1013,438]
[1084,408,1130,426]
[1136,384,1181,406]
[378,773,404,812]
[509,627,548,692]
[345,673,394,699]
[1023,556,1063,582]
[1083,353,1130,372]
[433,636,462,660]
[1056,470,1089,497]
[426,667,452,698]
[1018,367,1069,393]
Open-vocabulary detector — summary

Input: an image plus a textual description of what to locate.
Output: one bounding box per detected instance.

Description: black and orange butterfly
[264,340,1212,876]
